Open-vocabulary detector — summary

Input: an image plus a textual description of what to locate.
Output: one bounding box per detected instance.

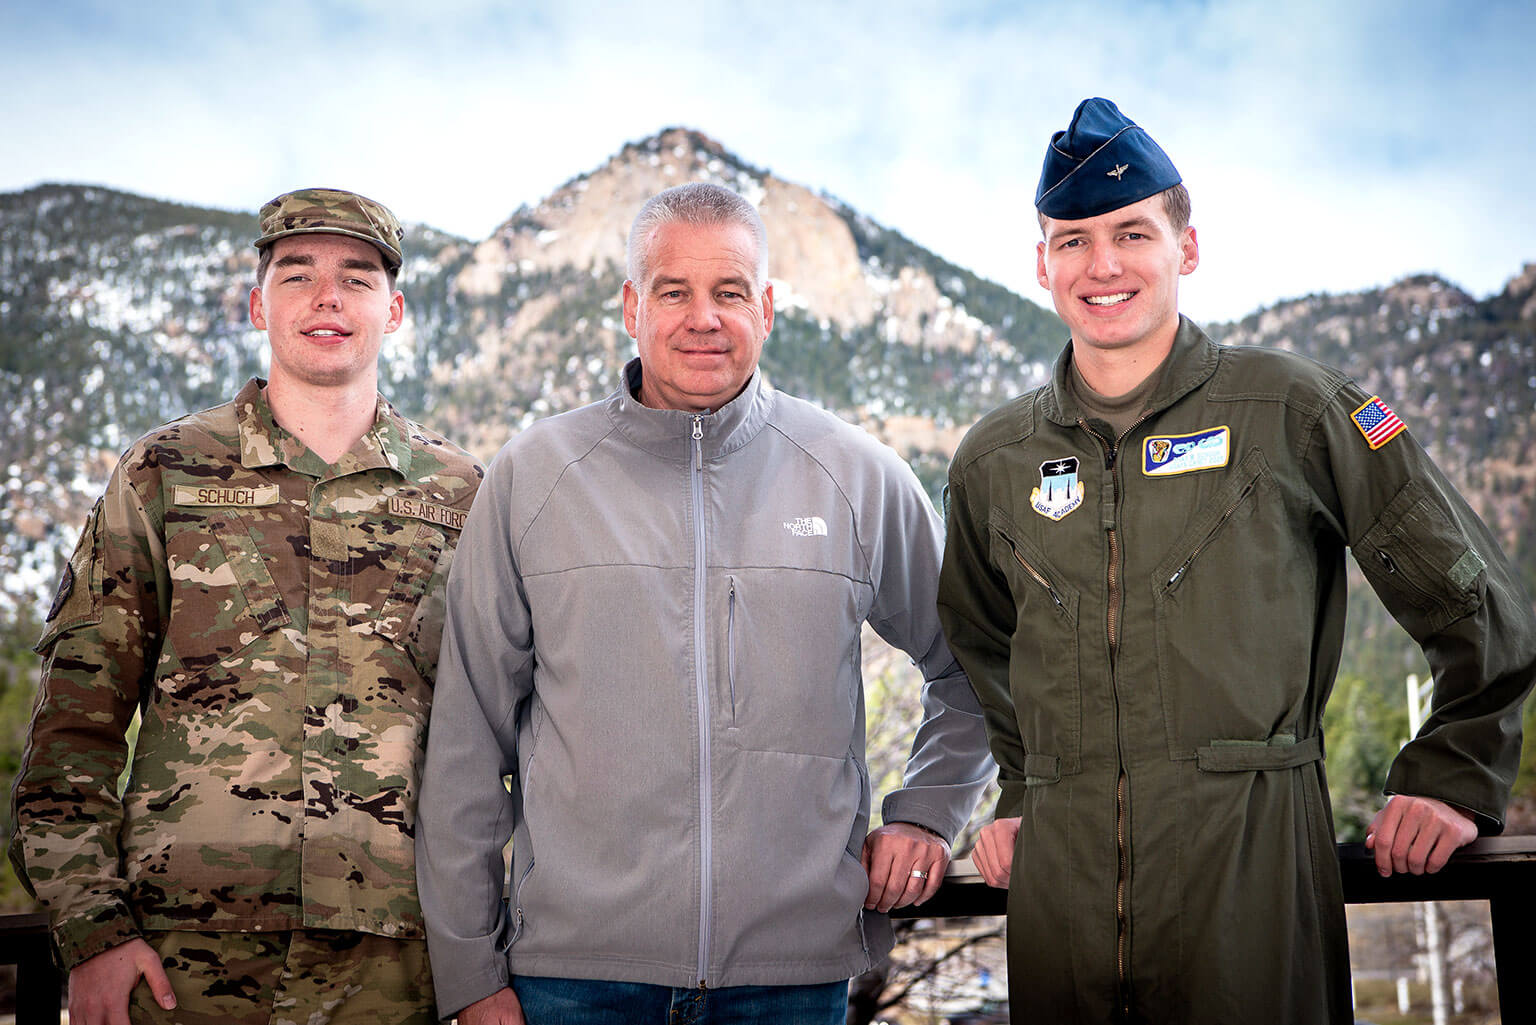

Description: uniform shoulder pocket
[36,500,105,653]
[1354,480,1483,632]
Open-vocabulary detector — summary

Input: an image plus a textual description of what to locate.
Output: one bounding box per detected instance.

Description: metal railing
[893,836,1536,1022]
[3,838,1533,1024]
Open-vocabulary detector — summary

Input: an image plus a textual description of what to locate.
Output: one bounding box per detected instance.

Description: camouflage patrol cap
[254,187,405,271]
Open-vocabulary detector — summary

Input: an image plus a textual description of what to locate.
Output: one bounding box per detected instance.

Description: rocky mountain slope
[2,129,1533,700]
[0,128,1063,619]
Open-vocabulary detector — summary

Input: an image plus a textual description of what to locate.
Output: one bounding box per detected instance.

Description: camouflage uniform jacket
[9,378,483,968]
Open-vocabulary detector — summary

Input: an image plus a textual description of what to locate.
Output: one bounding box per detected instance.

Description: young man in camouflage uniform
[9,188,482,1025]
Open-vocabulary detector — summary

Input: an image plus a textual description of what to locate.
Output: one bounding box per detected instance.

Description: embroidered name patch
[389,496,467,531]
[1031,457,1084,521]
[1143,426,1230,477]
[172,484,280,507]
[1351,397,1406,450]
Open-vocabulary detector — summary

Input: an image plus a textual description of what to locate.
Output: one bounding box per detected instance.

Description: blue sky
[2,0,1532,322]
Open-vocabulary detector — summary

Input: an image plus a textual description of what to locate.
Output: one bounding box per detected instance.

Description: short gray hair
[626,183,769,288]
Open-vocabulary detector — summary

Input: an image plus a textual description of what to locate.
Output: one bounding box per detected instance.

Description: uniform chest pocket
[1151,448,1309,756]
[373,521,456,680]
[990,511,1081,776]
[161,509,291,685]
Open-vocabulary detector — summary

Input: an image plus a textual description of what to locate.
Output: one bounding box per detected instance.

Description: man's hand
[971,817,1021,889]
[861,821,949,912]
[458,986,528,1025]
[68,937,175,1025]
[1365,795,1478,877]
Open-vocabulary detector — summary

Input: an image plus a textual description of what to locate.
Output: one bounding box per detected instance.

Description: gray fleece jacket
[416,361,994,1016]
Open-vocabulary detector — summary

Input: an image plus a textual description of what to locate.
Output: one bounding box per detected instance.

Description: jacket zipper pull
[691,415,704,441]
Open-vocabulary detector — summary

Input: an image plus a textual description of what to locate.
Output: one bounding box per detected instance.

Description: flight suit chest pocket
[1151,449,1305,755]
[990,510,1081,776]
[161,505,291,682]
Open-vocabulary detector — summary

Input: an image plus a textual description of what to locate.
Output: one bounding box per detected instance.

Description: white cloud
[2,0,1531,321]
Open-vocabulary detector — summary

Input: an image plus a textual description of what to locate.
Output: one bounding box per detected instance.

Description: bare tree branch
[875,924,1006,1014]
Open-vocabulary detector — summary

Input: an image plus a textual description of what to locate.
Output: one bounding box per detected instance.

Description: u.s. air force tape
[388,496,466,531]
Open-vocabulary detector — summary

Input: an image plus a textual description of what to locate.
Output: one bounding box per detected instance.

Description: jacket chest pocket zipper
[1164,478,1258,594]
[726,578,738,723]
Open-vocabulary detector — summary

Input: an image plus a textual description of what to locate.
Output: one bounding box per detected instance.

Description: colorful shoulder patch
[1350,397,1407,450]
[1031,457,1084,521]
[1143,426,1230,477]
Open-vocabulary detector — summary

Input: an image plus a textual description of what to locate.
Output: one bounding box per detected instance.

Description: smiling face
[622,220,774,412]
[249,234,403,393]
[1036,193,1199,360]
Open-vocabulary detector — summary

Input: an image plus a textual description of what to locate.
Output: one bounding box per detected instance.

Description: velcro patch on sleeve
[1350,397,1407,450]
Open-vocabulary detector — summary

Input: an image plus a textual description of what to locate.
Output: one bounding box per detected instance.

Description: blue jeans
[510,975,848,1025]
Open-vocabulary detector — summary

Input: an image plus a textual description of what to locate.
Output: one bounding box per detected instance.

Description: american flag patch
[1351,396,1406,450]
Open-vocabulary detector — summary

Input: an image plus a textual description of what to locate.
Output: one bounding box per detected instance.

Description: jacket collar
[605,358,774,462]
[234,377,413,479]
[1041,315,1221,427]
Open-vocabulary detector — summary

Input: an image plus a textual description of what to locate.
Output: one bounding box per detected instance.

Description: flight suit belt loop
[1195,734,1324,772]
[1023,752,1061,786]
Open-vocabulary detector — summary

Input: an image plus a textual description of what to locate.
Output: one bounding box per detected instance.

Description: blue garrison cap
[1036,98,1181,220]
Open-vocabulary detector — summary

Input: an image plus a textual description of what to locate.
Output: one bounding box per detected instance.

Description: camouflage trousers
[129,928,434,1025]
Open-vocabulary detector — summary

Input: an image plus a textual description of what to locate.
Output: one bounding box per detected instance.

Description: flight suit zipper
[1081,410,1150,1022]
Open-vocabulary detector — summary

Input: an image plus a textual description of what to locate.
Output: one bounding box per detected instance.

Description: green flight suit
[939,318,1535,1023]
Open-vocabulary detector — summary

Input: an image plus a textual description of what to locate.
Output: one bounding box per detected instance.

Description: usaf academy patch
[1031,457,1084,521]
[1143,426,1230,477]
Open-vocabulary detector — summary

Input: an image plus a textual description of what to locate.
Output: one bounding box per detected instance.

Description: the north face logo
[783,516,829,537]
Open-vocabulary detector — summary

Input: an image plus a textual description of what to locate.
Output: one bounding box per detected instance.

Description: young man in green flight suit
[938,97,1536,1023]
[10,189,482,1025]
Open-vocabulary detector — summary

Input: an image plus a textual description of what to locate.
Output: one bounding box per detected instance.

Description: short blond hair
[1037,183,1191,235]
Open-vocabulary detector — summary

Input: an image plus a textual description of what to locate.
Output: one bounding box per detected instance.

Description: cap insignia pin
[1107,163,1130,180]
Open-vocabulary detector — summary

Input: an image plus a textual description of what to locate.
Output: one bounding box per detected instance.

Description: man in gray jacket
[416,182,995,1025]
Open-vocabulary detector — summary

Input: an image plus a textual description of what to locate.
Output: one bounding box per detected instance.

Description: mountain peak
[624,126,745,168]
[462,127,873,327]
